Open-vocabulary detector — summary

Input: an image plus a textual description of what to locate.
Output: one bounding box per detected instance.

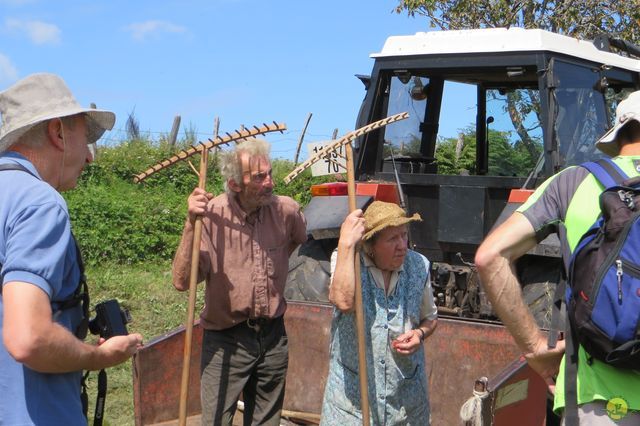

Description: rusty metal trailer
[133,301,548,425]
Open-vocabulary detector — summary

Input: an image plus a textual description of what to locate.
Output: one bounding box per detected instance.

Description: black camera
[88,299,131,339]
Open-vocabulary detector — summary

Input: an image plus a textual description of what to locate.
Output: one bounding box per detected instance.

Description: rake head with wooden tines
[283,112,408,184]
[133,121,287,183]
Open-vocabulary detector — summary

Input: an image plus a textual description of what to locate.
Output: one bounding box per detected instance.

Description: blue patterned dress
[320,250,431,425]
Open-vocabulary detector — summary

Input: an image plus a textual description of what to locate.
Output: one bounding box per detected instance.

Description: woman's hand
[391,329,423,355]
[339,209,365,248]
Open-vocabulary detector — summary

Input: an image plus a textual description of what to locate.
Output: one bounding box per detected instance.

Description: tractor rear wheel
[518,257,563,330]
[284,238,337,303]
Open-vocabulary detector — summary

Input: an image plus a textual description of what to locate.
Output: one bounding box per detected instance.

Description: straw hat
[0,73,115,153]
[596,90,640,157]
[363,200,422,241]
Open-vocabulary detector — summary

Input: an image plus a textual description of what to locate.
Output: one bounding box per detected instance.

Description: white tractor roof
[373,28,640,72]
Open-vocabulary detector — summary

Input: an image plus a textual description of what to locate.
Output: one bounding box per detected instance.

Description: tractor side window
[382,72,542,177]
[485,88,542,177]
[551,60,608,167]
[435,81,478,175]
[435,82,542,177]
[383,76,428,170]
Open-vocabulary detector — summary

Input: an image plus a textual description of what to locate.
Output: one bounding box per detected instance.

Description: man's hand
[94,333,144,369]
[475,214,562,389]
[523,335,565,393]
[173,187,212,291]
[187,188,213,224]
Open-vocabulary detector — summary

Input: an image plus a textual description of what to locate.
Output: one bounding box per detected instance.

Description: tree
[435,126,541,176]
[394,1,640,43]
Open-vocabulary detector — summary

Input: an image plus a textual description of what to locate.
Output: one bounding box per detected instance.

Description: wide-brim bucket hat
[363,200,422,241]
[596,90,640,157]
[0,73,115,153]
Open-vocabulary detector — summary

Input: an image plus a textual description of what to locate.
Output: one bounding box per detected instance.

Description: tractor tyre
[518,257,563,330]
[284,238,337,303]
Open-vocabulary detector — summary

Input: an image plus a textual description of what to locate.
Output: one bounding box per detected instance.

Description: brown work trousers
[200,316,288,426]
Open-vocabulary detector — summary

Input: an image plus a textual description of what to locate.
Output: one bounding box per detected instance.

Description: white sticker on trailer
[494,378,529,410]
[307,141,347,177]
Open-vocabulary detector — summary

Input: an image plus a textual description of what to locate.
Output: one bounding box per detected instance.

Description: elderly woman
[320,201,438,425]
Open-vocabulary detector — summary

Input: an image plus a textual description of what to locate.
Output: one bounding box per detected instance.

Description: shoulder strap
[581,158,628,188]
[0,163,38,293]
[0,163,37,177]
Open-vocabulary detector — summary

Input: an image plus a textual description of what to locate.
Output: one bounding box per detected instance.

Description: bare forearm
[475,213,545,352]
[12,321,102,372]
[328,241,358,312]
[4,290,142,373]
[477,248,543,353]
[14,329,142,373]
[172,220,195,291]
[475,214,566,382]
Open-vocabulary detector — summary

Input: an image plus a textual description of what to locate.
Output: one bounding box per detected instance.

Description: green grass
[84,260,205,426]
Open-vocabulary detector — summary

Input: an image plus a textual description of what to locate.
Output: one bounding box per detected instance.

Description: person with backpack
[0,73,143,425]
[475,91,640,425]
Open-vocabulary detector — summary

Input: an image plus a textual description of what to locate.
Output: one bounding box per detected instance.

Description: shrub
[64,140,333,265]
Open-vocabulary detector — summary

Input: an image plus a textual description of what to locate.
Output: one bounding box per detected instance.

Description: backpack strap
[564,305,580,426]
[581,158,629,189]
[570,158,630,261]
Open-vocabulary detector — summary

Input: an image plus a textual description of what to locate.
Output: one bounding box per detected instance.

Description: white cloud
[125,20,187,41]
[0,53,19,84]
[5,18,61,45]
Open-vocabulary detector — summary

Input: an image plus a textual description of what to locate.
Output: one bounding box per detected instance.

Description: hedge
[64,139,331,265]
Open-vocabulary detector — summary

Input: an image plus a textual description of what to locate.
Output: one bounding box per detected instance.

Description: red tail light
[310,182,349,196]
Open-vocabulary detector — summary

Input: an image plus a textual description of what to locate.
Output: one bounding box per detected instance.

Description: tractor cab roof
[373,28,640,72]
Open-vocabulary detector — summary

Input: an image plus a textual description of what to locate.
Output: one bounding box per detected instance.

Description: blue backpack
[566,158,640,369]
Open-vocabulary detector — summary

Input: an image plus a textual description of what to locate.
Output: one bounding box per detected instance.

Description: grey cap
[0,73,115,153]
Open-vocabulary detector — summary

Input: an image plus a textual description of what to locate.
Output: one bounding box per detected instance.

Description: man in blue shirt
[0,73,143,425]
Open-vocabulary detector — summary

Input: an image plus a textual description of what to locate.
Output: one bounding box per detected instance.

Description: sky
[0,0,433,161]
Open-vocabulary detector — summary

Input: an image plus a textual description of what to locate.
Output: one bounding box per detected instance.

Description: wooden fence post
[293,112,313,165]
[169,115,182,147]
